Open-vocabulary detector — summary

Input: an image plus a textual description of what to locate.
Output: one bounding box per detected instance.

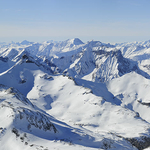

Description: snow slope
[0,55,136,150]
[1,38,150,149]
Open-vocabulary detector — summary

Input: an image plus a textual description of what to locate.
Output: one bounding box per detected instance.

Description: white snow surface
[1,38,150,149]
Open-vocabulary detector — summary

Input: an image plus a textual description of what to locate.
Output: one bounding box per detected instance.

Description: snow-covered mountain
[1,38,150,150]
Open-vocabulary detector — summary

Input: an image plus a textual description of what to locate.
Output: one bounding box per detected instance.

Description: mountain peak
[20,40,33,45]
[68,38,84,45]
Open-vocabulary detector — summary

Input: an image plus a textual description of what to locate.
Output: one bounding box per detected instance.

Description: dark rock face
[138,100,150,107]
[93,49,138,76]
[21,53,54,74]
[19,79,26,84]
[6,87,34,107]
[22,54,35,63]
[57,48,140,82]
[12,128,20,137]
[114,50,138,75]
[40,74,53,80]
[44,58,56,67]
[91,49,139,82]
[22,54,29,59]
[126,136,150,150]
[18,108,57,133]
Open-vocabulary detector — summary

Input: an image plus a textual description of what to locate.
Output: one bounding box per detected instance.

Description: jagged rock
[18,108,57,133]
[22,54,29,59]
[138,100,150,106]
[126,136,150,150]
[12,128,20,137]
[6,87,34,107]
[19,79,26,84]
[40,74,53,80]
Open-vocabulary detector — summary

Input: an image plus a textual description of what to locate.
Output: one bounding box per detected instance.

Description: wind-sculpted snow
[1,38,150,149]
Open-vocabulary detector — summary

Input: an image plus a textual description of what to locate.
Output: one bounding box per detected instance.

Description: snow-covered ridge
[1,38,150,149]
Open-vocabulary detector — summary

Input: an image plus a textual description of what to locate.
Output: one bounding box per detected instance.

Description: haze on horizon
[0,0,150,43]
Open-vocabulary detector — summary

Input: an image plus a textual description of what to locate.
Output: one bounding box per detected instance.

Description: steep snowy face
[92,49,139,82]
[0,54,19,75]
[0,48,19,60]
[0,44,33,66]
[61,47,95,78]
[57,45,139,82]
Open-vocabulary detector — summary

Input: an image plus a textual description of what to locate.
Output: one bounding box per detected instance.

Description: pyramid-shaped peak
[68,38,84,45]
[20,40,33,45]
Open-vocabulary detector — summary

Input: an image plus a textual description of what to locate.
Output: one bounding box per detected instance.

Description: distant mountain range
[1,38,150,150]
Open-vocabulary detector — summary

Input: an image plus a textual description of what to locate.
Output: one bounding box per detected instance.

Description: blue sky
[0,0,150,43]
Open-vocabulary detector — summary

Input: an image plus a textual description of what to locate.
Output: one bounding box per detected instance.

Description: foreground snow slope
[1,38,150,149]
[0,57,137,150]
[107,72,150,123]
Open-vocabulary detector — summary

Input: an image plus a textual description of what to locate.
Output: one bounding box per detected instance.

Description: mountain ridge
[1,38,150,149]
